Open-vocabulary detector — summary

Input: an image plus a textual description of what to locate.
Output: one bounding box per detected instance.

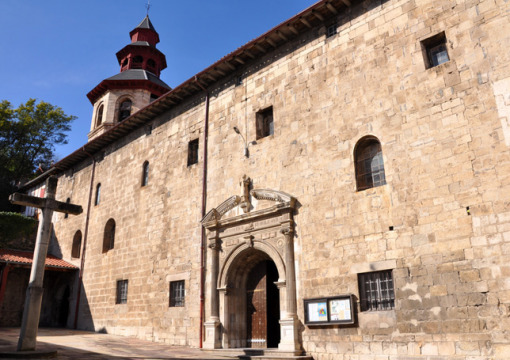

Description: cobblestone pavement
[0,328,235,360]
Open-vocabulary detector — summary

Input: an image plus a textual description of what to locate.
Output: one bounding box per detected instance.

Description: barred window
[355,136,386,191]
[169,280,185,307]
[116,279,128,304]
[358,270,395,311]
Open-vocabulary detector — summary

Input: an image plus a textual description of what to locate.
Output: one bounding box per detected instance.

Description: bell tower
[86,15,171,141]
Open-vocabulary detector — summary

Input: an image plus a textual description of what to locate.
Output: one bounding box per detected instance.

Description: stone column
[203,233,221,349]
[278,226,301,351]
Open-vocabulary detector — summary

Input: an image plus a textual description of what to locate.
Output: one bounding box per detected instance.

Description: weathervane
[146,0,151,16]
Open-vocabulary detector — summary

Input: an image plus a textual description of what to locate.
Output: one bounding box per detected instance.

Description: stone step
[238,355,312,360]
[201,348,311,360]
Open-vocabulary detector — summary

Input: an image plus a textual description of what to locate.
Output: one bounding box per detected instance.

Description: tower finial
[146,0,151,16]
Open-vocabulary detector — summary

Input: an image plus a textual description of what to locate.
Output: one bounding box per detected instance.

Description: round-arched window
[118,100,132,122]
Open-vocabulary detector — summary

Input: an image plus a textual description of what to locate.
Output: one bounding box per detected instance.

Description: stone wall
[52,0,510,358]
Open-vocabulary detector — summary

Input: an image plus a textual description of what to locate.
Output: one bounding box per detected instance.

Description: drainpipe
[195,76,209,348]
[73,148,96,329]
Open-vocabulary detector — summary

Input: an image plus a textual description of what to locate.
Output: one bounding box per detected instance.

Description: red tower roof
[87,15,169,104]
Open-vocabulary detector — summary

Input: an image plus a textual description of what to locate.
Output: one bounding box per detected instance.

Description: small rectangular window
[169,280,185,307]
[421,32,449,69]
[358,270,395,311]
[116,280,128,304]
[256,107,274,140]
[326,24,337,38]
[187,139,199,166]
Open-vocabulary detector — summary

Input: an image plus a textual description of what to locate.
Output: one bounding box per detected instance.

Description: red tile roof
[0,249,78,270]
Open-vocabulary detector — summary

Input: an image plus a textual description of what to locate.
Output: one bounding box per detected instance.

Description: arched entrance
[202,186,300,351]
[224,249,281,348]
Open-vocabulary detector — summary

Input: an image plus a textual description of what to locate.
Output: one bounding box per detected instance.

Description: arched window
[95,183,101,206]
[354,136,386,191]
[64,198,70,219]
[118,100,132,122]
[132,55,143,69]
[95,104,104,127]
[71,230,82,258]
[103,218,116,253]
[142,161,149,187]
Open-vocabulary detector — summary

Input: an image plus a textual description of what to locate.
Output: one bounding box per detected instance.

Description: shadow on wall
[73,278,95,332]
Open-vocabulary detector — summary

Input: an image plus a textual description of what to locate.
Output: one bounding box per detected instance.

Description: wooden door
[246,262,268,348]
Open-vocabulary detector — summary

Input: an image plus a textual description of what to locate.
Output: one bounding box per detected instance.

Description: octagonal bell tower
[87,15,171,141]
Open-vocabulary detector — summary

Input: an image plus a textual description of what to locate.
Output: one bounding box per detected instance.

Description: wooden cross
[9,176,82,351]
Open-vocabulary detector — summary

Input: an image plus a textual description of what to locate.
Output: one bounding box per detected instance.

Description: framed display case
[304,294,355,325]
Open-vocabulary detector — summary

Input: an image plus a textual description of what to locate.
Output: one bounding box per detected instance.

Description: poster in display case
[304,294,355,325]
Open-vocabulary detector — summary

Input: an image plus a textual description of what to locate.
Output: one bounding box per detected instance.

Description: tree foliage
[0,99,76,211]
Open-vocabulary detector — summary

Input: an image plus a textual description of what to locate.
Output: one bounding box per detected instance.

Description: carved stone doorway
[202,185,301,351]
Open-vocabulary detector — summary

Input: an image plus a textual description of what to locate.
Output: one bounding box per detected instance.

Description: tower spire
[146,0,151,16]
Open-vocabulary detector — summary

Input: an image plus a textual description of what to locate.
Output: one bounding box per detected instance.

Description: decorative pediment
[201,195,241,224]
[201,181,296,227]
[250,189,295,204]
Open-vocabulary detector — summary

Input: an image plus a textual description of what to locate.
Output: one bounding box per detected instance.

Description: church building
[13,0,510,358]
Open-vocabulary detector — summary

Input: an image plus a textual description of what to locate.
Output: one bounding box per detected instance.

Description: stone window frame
[354,136,386,191]
[141,161,149,187]
[169,280,185,307]
[421,31,449,69]
[187,139,199,167]
[116,279,128,304]
[102,218,116,253]
[357,269,395,312]
[255,106,274,140]
[71,230,82,259]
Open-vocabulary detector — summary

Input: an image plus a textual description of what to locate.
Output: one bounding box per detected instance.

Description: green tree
[0,99,76,211]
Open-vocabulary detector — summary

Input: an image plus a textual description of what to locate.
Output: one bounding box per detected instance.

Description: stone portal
[201,186,300,351]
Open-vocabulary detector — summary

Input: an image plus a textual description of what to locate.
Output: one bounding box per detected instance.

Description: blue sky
[0,0,317,161]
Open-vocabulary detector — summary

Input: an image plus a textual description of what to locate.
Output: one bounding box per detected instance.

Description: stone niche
[202,185,301,352]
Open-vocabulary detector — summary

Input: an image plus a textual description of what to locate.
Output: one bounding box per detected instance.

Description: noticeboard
[304,294,355,325]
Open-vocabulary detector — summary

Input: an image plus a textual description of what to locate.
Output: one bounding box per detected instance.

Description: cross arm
[9,193,83,215]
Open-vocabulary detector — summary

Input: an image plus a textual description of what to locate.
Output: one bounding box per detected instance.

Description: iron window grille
[169,280,185,307]
[358,270,395,311]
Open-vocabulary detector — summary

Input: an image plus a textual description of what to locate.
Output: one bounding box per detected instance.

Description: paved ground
[0,328,235,360]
